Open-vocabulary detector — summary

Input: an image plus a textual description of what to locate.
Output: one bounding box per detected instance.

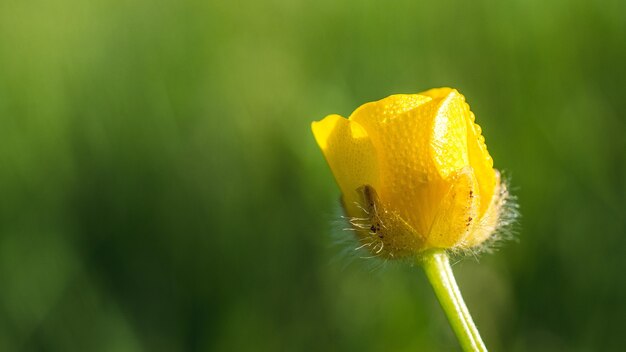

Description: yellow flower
[312,88,507,258]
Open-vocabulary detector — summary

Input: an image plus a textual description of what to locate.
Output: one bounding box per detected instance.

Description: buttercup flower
[312,88,507,258]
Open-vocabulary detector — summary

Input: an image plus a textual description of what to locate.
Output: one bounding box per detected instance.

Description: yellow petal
[466,111,496,217]
[427,166,480,248]
[311,114,380,217]
[426,88,497,218]
[350,94,433,121]
[348,94,441,235]
[429,90,471,179]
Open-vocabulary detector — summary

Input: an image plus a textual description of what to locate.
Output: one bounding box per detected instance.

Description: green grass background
[1,0,625,350]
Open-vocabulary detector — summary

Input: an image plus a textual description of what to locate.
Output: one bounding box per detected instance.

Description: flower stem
[421,250,487,352]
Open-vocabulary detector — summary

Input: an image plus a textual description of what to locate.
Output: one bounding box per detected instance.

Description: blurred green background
[1,0,625,351]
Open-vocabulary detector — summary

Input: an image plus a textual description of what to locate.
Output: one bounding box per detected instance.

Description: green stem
[421,250,487,352]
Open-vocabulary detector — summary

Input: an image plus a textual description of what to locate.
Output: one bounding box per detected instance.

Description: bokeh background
[1,0,625,351]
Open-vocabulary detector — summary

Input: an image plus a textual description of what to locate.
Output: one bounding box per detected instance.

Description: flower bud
[312,88,508,258]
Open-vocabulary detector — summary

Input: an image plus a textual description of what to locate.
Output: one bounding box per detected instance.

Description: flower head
[312,88,508,258]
